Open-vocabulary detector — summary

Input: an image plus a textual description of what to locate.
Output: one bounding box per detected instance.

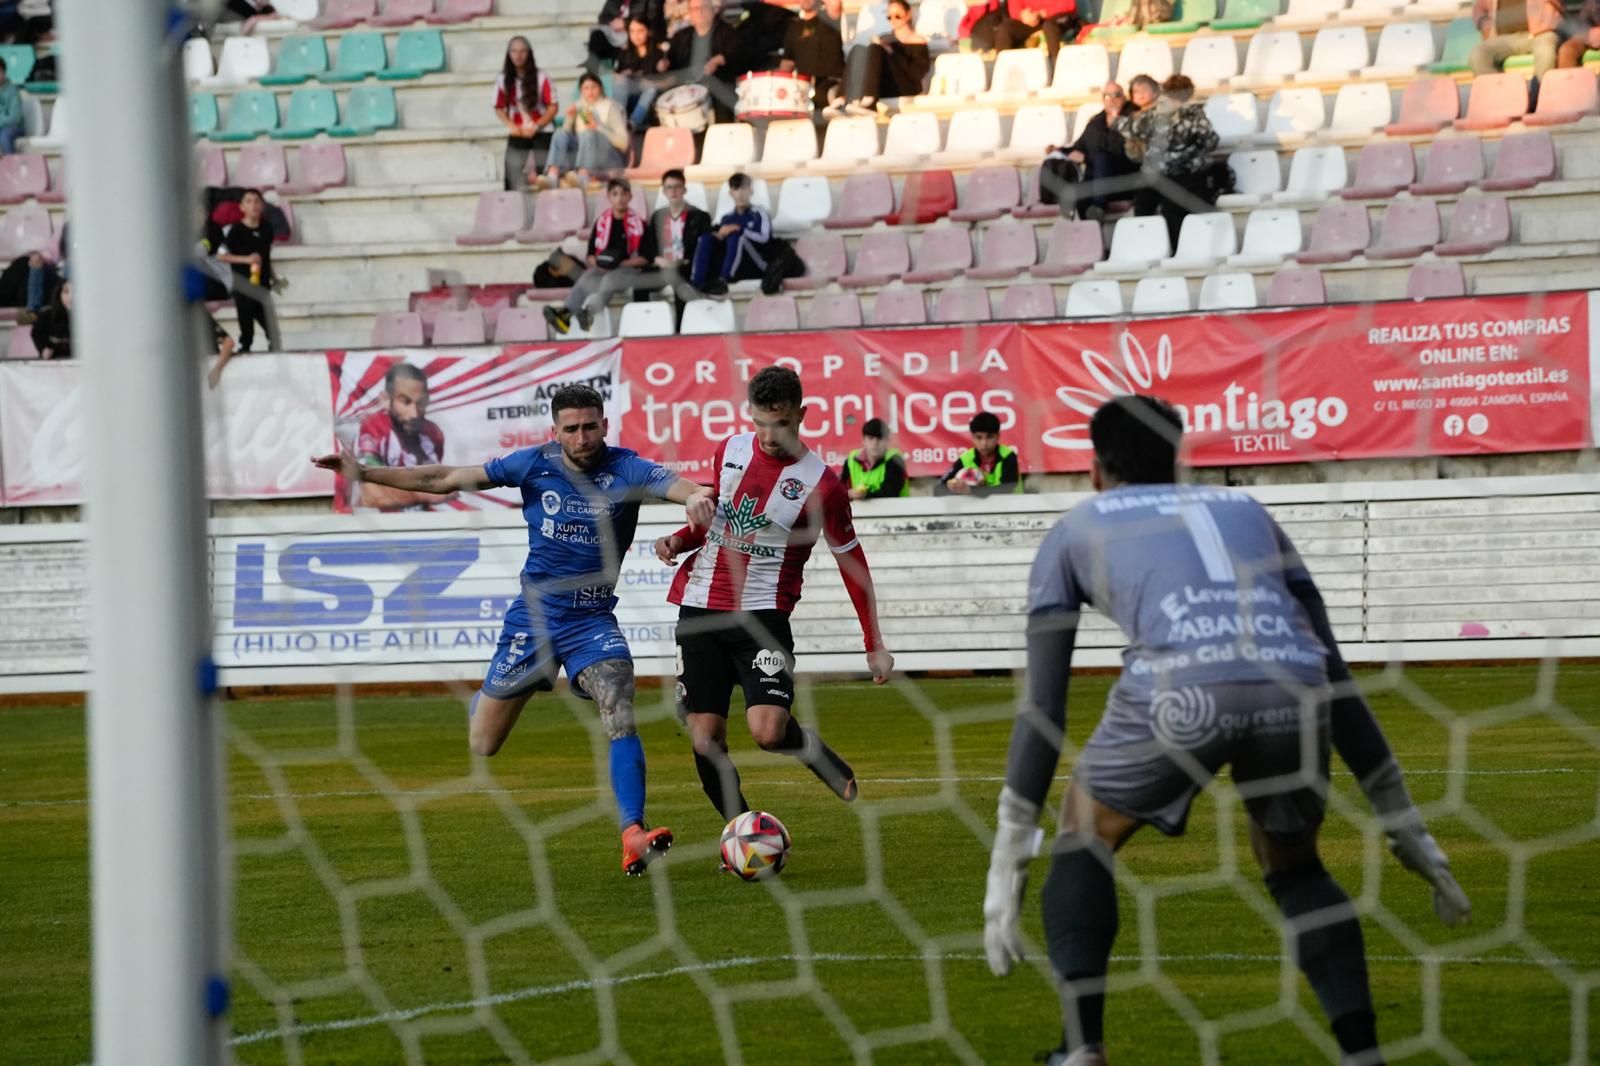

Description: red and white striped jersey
[669,433,860,614]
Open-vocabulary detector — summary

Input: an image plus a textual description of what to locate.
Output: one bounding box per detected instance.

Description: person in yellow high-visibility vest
[839,418,909,499]
[936,411,1023,496]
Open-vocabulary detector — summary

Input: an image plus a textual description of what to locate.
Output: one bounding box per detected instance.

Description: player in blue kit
[315,383,715,875]
[983,396,1469,1066]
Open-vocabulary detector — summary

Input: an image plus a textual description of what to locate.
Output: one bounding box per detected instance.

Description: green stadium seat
[1212,0,1279,30]
[260,35,329,85]
[1087,0,1136,38]
[0,45,35,86]
[1149,0,1216,33]
[189,92,221,137]
[1501,49,1598,68]
[329,84,397,136]
[321,31,387,82]
[1427,19,1481,73]
[270,87,339,139]
[208,90,278,142]
[376,28,445,80]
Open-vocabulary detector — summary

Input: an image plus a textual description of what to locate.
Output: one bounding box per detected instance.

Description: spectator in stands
[1041,79,1142,222]
[778,0,845,111]
[613,17,670,129]
[1469,0,1564,77]
[829,0,930,117]
[1558,0,1600,66]
[31,278,68,359]
[841,419,909,499]
[0,60,23,155]
[821,0,850,39]
[495,36,559,192]
[0,249,57,319]
[354,362,450,511]
[538,72,630,188]
[648,168,712,303]
[962,0,1080,61]
[586,0,665,72]
[936,412,1023,496]
[545,176,653,335]
[1122,74,1220,247]
[667,0,740,122]
[691,171,772,296]
[215,188,282,354]
[663,0,692,37]
[735,0,799,79]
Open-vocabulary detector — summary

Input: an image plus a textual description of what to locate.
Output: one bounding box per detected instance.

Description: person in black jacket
[586,0,666,71]
[778,0,844,110]
[666,0,740,121]
[831,0,929,116]
[646,168,711,304]
[1040,79,1144,222]
[934,412,1024,497]
[31,279,70,359]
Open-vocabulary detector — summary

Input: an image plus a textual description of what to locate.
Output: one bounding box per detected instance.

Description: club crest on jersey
[778,477,805,501]
[541,491,562,516]
[752,649,786,676]
[593,472,615,489]
[722,493,773,538]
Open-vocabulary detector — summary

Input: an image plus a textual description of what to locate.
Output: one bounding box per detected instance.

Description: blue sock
[609,734,647,829]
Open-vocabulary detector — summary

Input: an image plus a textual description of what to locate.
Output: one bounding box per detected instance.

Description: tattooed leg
[577,659,649,827]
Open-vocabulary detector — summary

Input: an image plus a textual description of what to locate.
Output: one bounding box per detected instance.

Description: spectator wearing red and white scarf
[545,177,657,336]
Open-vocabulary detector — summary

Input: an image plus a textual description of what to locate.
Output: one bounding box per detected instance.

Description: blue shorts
[481,596,631,701]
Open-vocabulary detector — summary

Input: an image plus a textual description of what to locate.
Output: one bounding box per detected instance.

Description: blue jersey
[484,442,676,612]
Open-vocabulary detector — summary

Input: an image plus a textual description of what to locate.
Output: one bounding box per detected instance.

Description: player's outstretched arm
[311,451,493,507]
[664,476,717,528]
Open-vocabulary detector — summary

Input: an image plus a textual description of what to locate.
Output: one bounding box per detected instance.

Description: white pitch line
[0,767,1582,811]
[229,949,1574,1048]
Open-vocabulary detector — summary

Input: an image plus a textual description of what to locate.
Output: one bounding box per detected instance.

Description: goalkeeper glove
[1387,823,1472,927]
[983,787,1044,977]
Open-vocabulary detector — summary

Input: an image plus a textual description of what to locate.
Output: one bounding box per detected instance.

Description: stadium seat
[1212,0,1278,30]
[1435,195,1510,256]
[1033,219,1105,277]
[1343,142,1415,199]
[874,111,941,170]
[1252,88,1327,145]
[36,160,63,204]
[751,118,817,176]
[888,169,956,225]
[687,123,756,182]
[271,87,339,139]
[712,176,770,221]
[261,36,329,85]
[1427,18,1482,73]
[1228,207,1303,266]
[807,115,881,175]
[1089,0,1137,36]
[1410,138,1483,196]
[824,172,895,229]
[457,191,528,245]
[905,226,974,283]
[1327,83,1391,138]
[0,153,46,204]
[1064,278,1124,317]
[932,108,1003,165]
[1406,260,1466,299]
[1094,216,1171,274]
[1198,272,1259,310]
[772,176,832,235]
[999,104,1069,164]
[1273,0,1346,29]
[25,97,65,150]
[282,142,348,194]
[1217,150,1281,205]
[868,288,927,326]
[1071,100,1106,142]
[468,286,517,317]
[1481,131,1555,191]
[210,91,279,142]
[195,144,227,189]
[1153,0,1218,34]
[626,127,697,181]
[1131,276,1191,314]
[372,311,425,347]
[948,166,1020,222]
[311,0,377,29]
[620,301,677,337]
[330,85,398,136]
[1181,35,1240,87]
[1116,37,1175,83]
[426,0,493,22]
[380,29,448,80]
[1362,22,1434,77]
[743,294,800,332]
[1273,145,1347,202]
[1336,0,1401,20]
[371,0,434,25]
[1523,68,1599,127]
[850,3,890,46]
[1162,212,1237,269]
[1046,44,1112,99]
[431,307,486,345]
[915,0,967,44]
[183,39,216,84]
[1385,76,1459,135]
[1455,73,1528,131]
[1368,199,1440,259]
[785,232,848,289]
[651,181,708,213]
[841,229,912,288]
[1297,27,1374,85]
[1012,168,1056,220]
[1204,93,1261,147]
[208,37,272,87]
[493,307,549,342]
[810,292,864,328]
[234,142,288,188]
[922,52,987,101]
[967,218,1038,280]
[1001,282,1057,319]
[980,50,1049,103]
[190,93,221,138]
[1295,201,1368,263]
[1233,31,1306,89]
[934,285,992,323]
[1266,266,1326,305]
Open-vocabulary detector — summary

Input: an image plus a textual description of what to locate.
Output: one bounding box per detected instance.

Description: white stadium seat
[1204,92,1261,147]
[932,107,1003,164]
[1295,26,1371,81]
[1131,276,1191,314]
[1161,213,1238,270]
[1216,150,1283,205]
[1227,208,1304,267]
[1047,44,1112,100]
[772,176,833,234]
[681,299,738,335]
[1252,88,1328,145]
[1064,279,1125,317]
[1198,272,1261,310]
[1233,31,1306,89]
[1362,22,1436,78]
[1273,145,1348,202]
[998,104,1070,163]
[1181,35,1240,88]
[1116,36,1175,84]
[1094,216,1172,274]
[618,302,674,338]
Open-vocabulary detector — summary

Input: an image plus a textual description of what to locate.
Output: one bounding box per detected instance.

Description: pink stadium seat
[903,227,973,283]
[1454,73,1529,131]
[431,307,487,345]
[457,191,527,246]
[785,232,847,290]
[515,188,586,243]
[1032,219,1105,277]
[7,325,38,359]
[468,285,518,315]
[234,142,288,189]
[493,307,549,341]
[1435,196,1510,256]
[426,0,492,22]
[311,0,377,29]
[824,172,895,229]
[869,289,928,326]
[1266,267,1327,306]
[1013,169,1059,220]
[625,127,697,181]
[744,294,800,332]
[0,204,50,258]
[948,166,1021,223]
[1410,138,1484,196]
[1368,200,1440,260]
[282,143,349,195]
[371,311,425,347]
[1000,282,1057,319]
[1295,202,1370,265]
[196,145,227,189]
[1481,131,1556,191]
[934,285,993,323]
[1524,68,1599,127]
[1341,143,1414,200]
[888,169,957,225]
[37,161,65,205]
[840,229,911,288]
[810,292,864,328]
[1406,260,1467,300]
[409,287,467,334]
[1384,76,1459,136]
[0,153,47,203]
[966,217,1038,280]
[371,0,434,25]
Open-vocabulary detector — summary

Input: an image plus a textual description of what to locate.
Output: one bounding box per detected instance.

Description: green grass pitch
[3,665,1598,1064]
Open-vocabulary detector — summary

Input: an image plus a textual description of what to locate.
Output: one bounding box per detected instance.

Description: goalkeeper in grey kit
[984,396,1470,1066]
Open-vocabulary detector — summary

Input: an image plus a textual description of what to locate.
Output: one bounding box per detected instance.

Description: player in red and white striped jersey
[655,366,894,823]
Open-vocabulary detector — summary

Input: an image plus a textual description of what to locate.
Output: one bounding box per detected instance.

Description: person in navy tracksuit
[690,171,771,296]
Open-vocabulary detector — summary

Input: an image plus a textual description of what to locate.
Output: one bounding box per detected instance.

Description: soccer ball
[957,466,985,487]
[720,810,791,881]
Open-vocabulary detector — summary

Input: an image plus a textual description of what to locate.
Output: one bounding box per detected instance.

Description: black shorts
[675,606,795,718]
